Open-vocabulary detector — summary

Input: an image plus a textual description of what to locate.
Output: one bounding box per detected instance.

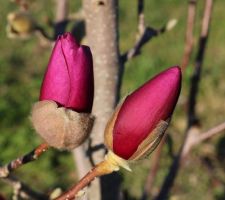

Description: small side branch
[117,0,176,103]
[0,143,49,178]
[181,0,197,71]
[197,121,225,142]
[3,175,48,200]
[137,0,145,35]
[182,121,225,158]
[121,20,177,64]
[54,160,115,200]
[155,2,214,198]
[188,0,213,128]
[141,134,167,200]
[121,0,177,64]
[154,120,224,200]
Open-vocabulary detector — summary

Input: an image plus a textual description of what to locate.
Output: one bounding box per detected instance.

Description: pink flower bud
[31,33,94,150]
[40,32,94,113]
[105,66,181,160]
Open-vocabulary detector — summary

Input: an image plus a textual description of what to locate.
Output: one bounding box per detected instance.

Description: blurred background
[0,0,225,199]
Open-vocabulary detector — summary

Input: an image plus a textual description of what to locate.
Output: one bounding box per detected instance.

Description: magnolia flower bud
[40,33,94,113]
[104,66,181,166]
[31,33,94,150]
[6,11,36,39]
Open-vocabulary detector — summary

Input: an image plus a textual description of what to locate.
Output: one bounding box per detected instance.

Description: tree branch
[137,0,145,35]
[117,0,177,103]
[154,120,224,200]
[141,134,167,200]
[121,19,177,64]
[54,160,115,200]
[155,1,214,199]
[182,121,225,158]
[0,143,49,178]
[2,175,48,200]
[187,0,213,128]
[121,0,177,64]
[197,121,225,142]
[181,0,197,71]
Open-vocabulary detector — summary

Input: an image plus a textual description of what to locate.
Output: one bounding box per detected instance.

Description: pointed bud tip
[163,66,182,86]
[57,32,79,48]
[165,66,181,76]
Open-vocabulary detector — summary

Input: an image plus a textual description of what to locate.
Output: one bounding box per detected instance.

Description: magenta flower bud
[40,32,94,113]
[31,33,94,150]
[105,66,181,161]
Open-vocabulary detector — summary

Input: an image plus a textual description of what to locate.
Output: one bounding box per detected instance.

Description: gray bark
[73,0,121,199]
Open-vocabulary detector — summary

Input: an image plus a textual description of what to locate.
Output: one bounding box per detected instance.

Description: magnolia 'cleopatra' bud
[31,33,94,150]
[6,11,36,39]
[104,66,181,167]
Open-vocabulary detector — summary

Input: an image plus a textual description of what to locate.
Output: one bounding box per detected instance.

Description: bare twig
[181,0,197,71]
[197,121,225,142]
[154,120,223,200]
[141,134,167,200]
[3,175,48,200]
[155,1,214,199]
[12,180,21,200]
[54,160,115,200]
[182,121,225,157]
[121,0,177,64]
[137,0,145,35]
[188,0,213,128]
[35,26,54,41]
[118,0,177,102]
[0,143,49,178]
[121,19,177,64]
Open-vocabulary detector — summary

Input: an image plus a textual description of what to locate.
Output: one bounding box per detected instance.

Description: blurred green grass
[0,0,225,199]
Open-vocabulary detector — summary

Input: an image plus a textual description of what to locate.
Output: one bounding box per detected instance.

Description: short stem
[0,143,49,178]
[54,159,116,200]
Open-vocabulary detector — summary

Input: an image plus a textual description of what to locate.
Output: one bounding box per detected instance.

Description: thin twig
[121,19,177,64]
[197,121,225,142]
[181,0,197,71]
[187,0,213,128]
[120,0,177,64]
[54,160,114,200]
[117,0,177,103]
[3,175,48,200]
[141,134,167,200]
[137,0,145,35]
[182,121,225,157]
[155,1,214,199]
[154,120,224,200]
[0,143,49,178]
